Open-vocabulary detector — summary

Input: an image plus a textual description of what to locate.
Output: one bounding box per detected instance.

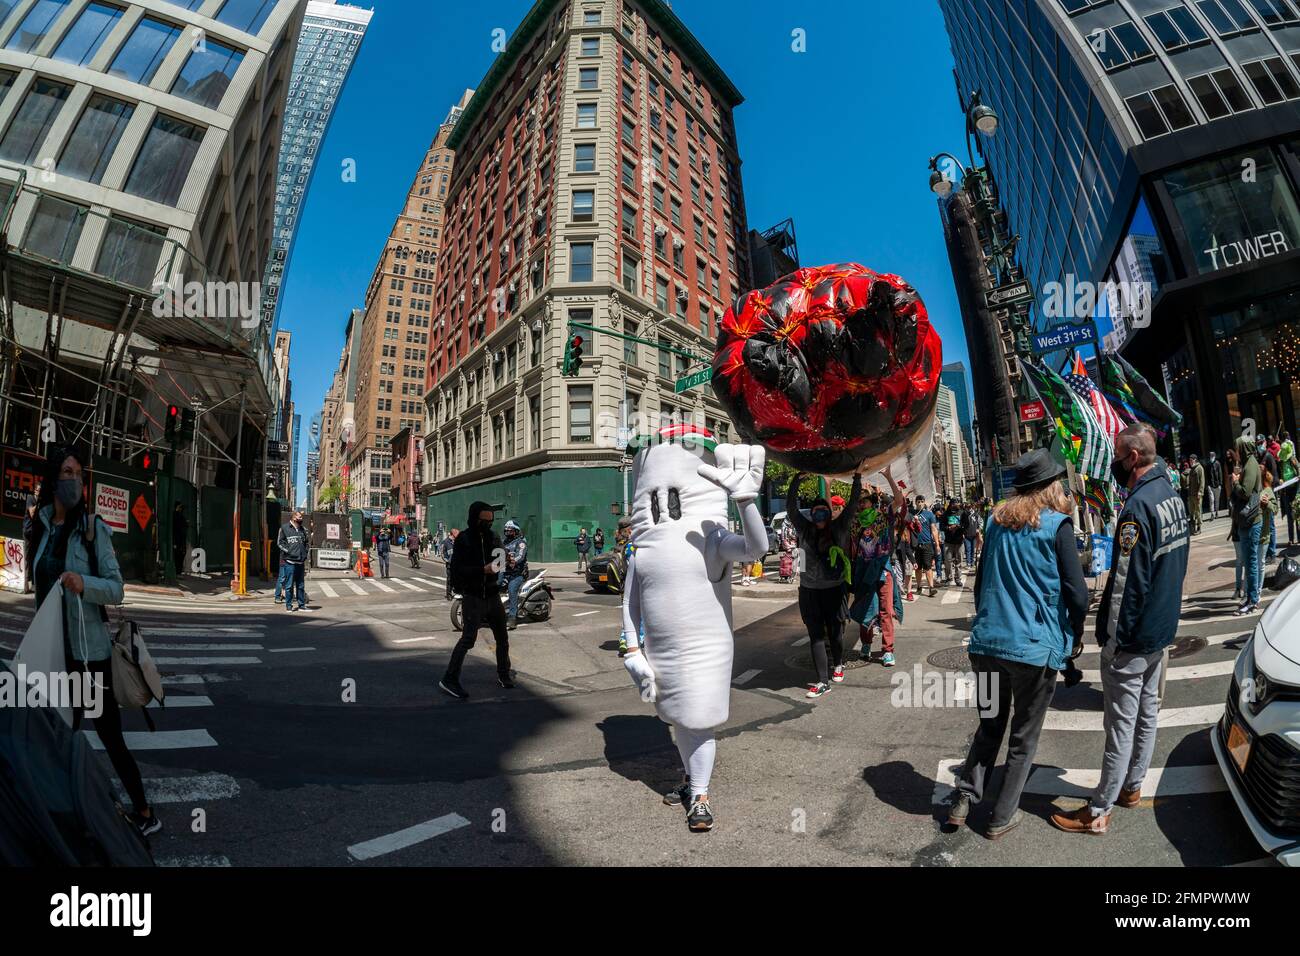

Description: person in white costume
[620,426,769,832]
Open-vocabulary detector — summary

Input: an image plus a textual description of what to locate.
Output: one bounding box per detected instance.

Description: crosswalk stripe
[152,656,261,666]
[118,774,239,804]
[573,610,601,617]
[344,581,366,595]
[144,625,266,634]
[149,643,263,651]
[160,674,204,685]
[269,647,315,653]
[1075,629,1248,658]
[732,669,761,686]
[942,590,962,605]
[149,695,212,708]
[1079,659,1236,684]
[392,636,435,644]
[792,636,810,647]
[931,759,1226,802]
[318,583,338,598]
[158,855,232,867]
[87,729,218,751]
[393,579,424,591]
[347,813,471,861]
[1042,703,1223,732]
[368,579,395,593]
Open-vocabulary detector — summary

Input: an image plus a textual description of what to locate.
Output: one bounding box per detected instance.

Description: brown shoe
[1116,786,1142,809]
[1050,805,1110,835]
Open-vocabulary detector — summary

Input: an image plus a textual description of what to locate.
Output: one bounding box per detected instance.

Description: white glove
[698,443,765,503]
[623,651,657,703]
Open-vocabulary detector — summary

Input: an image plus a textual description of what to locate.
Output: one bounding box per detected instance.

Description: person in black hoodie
[440,501,513,699]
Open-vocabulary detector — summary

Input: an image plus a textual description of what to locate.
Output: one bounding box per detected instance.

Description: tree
[764,459,856,505]
[317,475,353,514]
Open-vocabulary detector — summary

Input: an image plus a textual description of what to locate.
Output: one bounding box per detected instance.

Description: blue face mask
[812,509,831,523]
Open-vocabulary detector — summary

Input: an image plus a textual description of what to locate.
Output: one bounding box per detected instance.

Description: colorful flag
[1024,358,1114,481]
[1067,354,1124,440]
[1100,352,1182,429]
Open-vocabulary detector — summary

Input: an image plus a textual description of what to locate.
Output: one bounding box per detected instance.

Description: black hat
[1012,448,1067,491]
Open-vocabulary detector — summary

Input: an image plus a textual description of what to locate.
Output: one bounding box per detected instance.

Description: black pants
[70,658,148,813]
[444,592,511,682]
[443,561,453,599]
[172,543,186,574]
[954,653,1057,826]
[799,585,847,683]
[1281,485,1297,544]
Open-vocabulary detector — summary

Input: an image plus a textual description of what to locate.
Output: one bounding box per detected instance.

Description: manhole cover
[927,646,973,670]
[1169,635,1207,659]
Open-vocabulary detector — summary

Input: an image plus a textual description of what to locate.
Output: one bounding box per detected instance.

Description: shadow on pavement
[596,714,679,797]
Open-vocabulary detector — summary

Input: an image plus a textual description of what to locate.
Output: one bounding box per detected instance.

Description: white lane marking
[392,636,435,644]
[144,625,266,634]
[394,579,424,591]
[117,773,239,804]
[268,647,315,653]
[792,636,810,647]
[1074,629,1248,658]
[418,576,445,585]
[1078,659,1236,684]
[149,695,212,708]
[347,813,471,861]
[1042,703,1223,732]
[149,643,263,651]
[152,656,261,666]
[158,855,232,867]
[87,729,218,750]
[732,669,761,686]
[932,760,1226,803]
[368,579,396,593]
[573,610,601,617]
[319,583,339,599]
[941,590,962,605]
[344,581,367,595]
[160,674,205,685]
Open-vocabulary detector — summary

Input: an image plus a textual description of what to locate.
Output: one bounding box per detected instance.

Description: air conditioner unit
[508,280,518,292]
[458,293,466,304]
[535,206,546,219]
[472,277,480,287]
[676,288,689,301]
[501,240,511,253]
[495,350,506,363]
[654,224,667,237]
[672,235,685,249]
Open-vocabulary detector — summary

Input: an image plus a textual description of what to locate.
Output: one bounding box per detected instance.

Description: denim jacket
[29,506,124,662]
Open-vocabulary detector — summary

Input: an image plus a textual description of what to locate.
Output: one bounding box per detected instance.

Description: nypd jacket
[1097,468,1189,655]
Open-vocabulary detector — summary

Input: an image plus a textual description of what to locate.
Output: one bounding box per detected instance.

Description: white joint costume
[621,425,769,801]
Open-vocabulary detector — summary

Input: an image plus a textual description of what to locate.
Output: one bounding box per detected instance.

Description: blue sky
[277,0,973,500]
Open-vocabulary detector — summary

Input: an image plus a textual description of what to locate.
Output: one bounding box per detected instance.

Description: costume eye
[668,488,681,520]
[650,491,662,524]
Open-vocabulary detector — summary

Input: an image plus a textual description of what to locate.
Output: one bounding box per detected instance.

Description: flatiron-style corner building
[424,0,752,561]
[939,0,1300,459]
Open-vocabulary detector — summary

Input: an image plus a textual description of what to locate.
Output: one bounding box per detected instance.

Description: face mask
[1111,455,1133,487]
[55,477,82,508]
[479,519,493,531]
[811,509,831,523]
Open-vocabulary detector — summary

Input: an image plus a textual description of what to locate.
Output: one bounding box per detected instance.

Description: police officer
[502,519,528,630]
[1051,423,1189,835]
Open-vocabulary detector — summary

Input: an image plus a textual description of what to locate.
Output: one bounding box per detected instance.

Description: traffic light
[136,447,157,473]
[179,408,196,450]
[562,332,584,376]
[164,404,180,443]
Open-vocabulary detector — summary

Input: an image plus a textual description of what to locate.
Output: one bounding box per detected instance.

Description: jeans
[505,574,525,620]
[1208,485,1221,518]
[1238,520,1262,605]
[934,543,944,579]
[377,552,390,577]
[275,561,292,601]
[1267,513,1277,559]
[1090,642,1165,816]
[944,542,966,585]
[444,592,512,682]
[964,537,976,566]
[954,653,1058,826]
[285,561,306,608]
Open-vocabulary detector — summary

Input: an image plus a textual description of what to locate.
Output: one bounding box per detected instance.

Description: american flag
[1067,354,1124,440]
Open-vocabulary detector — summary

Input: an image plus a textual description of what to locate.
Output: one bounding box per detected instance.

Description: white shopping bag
[13,582,73,726]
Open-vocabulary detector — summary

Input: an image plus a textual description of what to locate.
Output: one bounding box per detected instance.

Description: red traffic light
[571,335,583,347]
[168,405,179,418]
[142,451,152,470]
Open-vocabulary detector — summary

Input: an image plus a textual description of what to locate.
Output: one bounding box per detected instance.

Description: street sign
[95,482,129,534]
[1,448,41,519]
[985,279,1034,310]
[674,367,712,394]
[131,494,154,531]
[1032,322,1095,354]
[1019,400,1048,424]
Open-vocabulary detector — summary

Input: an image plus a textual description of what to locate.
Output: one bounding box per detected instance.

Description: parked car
[586,550,626,594]
[1213,580,1300,867]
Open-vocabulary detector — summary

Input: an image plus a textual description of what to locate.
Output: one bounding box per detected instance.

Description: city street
[0,520,1273,867]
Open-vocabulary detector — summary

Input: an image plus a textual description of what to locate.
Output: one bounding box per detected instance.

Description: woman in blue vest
[945,449,1088,840]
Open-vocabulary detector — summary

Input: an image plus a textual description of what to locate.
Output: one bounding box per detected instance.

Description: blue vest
[969,510,1071,670]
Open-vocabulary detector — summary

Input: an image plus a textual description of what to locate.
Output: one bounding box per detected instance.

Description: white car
[1214,581,1300,866]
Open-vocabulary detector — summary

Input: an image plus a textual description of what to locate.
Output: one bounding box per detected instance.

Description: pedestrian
[886,475,914,602]
[946,449,1088,840]
[408,528,421,567]
[787,470,862,698]
[27,445,160,836]
[440,502,513,699]
[912,496,940,597]
[941,501,967,588]
[277,511,309,611]
[375,528,391,578]
[1279,430,1297,547]
[1207,450,1223,520]
[1257,469,1276,597]
[439,528,458,599]
[1051,423,1189,835]
[1229,435,1264,612]
[1257,434,1279,561]
[962,499,983,569]
[850,515,899,667]
[593,527,605,555]
[575,527,591,572]
[502,519,528,630]
[171,501,188,576]
[1186,454,1205,536]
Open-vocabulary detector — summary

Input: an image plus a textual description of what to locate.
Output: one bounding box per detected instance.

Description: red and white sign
[1019,400,1048,423]
[95,481,130,534]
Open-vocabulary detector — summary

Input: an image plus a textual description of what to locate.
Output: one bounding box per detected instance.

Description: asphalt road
[0,525,1279,867]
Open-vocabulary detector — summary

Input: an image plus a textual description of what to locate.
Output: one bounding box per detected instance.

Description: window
[58,94,133,184]
[624,318,638,365]
[574,142,596,172]
[658,337,671,377]
[52,2,122,66]
[568,385,593,443]
[109,17,181,84]
[23,194,84,262]
[1209,67,1254,111]
[622,116,635,145]
[214,0,277,34]
[622,81,634,107]
[1243,57,1300,103]
[570,241,593,282]
[1197,0,1258,33]
[580,36,599,57]
[94,216,165,288]
[124,113,204,205]
[621,201,636,238]
[578,66,598,90]
[656,274,669,310]
[577,102,597,128]
[673,242,684,271]
[171,39,245,108]
[529,394,541,450]
[621,156,636,188]
[1152,84,1196,129]
[1249,0,1299,23]
[0,79,70,165]
[572,188,594,222]
[5,0,70,53]
[622,252,639,293]
[583,8,601,25]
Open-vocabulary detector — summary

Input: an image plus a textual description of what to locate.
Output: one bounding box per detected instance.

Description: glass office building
[939,0,1300,457]
[260,0,371,333]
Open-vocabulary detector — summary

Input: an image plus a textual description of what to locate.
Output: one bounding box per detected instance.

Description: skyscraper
[261,0,372,333]
[940,361,977,467]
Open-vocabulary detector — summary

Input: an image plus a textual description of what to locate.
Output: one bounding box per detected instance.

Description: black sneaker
[946,791,971,827]
[687,796,714,832]
[663,778,690,807]
[130,810,162,837]
[439,679,468,700]
[498,674,516,689]
[507,617,518,631]
[1233,603,1258,617]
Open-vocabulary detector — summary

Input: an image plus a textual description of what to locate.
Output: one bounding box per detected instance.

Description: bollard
[236,540,251,595]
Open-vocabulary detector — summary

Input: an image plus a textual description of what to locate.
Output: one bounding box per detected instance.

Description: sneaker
[438,679,468,700]
[946,791,972,827]
[930,587,938,598]
[687,796,714,832]
[830,665,845,684]
[274,596,283,604]
[881,652,896,667]
[985,810,1024,841]
[805,681,831,699]
[129,810,162,837]
[296,605,309,612]
[905,591,916,603]
[498,675,516,689]
[286,605,296,612]
[618,636,628,657]
[663,778,690,807]
[1233,603,1258,616]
